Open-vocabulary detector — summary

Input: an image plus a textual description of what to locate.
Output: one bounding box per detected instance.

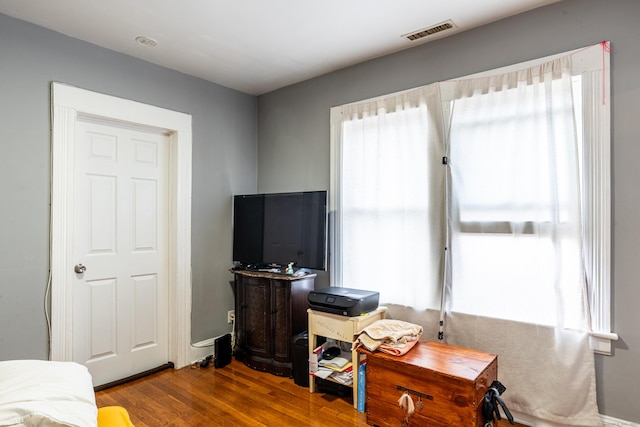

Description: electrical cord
[191,355,214,369]
[45,270,52,357]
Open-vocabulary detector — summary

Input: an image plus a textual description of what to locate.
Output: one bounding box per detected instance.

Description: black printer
[307,286,379,316]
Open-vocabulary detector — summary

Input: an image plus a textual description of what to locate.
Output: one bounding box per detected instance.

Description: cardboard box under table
[359,340,497,427]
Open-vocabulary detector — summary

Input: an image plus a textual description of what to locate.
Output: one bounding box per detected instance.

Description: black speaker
[214,333,232,368]
[292,332,309,387]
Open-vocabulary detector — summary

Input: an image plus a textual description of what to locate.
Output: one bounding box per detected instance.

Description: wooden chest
[361,341,497,427]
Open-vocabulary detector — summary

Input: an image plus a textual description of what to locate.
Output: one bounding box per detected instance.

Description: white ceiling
[0,0,561,95]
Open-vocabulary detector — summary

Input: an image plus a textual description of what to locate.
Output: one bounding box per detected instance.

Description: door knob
[74,264,86,274]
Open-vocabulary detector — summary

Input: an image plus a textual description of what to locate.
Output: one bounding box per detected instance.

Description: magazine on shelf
[318,354,351,371]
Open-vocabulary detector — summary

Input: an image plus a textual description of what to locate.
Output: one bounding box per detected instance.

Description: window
[329,87,445,310]
[330,42,615,354]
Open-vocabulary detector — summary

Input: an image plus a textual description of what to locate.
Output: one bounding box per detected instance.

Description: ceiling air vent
[403,20,456,41]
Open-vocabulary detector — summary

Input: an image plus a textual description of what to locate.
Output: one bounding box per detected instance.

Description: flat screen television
[232,190,328,271]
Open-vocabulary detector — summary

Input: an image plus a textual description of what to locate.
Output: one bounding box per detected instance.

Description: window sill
[590,331,618,355]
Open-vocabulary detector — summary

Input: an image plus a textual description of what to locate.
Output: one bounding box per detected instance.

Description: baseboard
[190,333,235,365]
[190,337,216,363]
[601,415,639,427]
[501,410,637,427]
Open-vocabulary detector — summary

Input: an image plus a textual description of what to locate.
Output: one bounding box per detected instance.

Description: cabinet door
[243,277,272,359]
[272,280,291,362]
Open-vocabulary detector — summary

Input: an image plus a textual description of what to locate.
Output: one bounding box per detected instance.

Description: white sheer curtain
[331,85,445,309]
[443,56,601,426]
[446,56,585,329]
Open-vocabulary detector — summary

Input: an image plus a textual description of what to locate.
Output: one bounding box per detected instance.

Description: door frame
[50,82,193,369]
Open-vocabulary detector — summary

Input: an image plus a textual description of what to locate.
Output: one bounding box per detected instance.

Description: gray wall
[0,14,257,355]
[257,0,640,422]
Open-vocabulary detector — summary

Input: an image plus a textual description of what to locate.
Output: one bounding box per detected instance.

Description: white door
[72,118,169,386]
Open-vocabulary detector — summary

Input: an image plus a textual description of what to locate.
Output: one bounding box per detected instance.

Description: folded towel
[378,338,419,356]
[354,319,423,356]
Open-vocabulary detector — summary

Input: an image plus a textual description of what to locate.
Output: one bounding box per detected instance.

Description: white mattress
[0,360,97,427]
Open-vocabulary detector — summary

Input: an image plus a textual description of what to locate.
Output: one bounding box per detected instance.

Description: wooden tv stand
[231,269,315,377]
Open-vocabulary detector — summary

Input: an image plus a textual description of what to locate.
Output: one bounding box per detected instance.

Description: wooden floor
[95,358,524,426]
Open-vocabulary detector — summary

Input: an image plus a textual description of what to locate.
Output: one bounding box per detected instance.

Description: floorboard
[95,358,524,426]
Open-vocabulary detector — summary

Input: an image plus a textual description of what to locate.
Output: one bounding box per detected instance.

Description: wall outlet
[227,310,235,324]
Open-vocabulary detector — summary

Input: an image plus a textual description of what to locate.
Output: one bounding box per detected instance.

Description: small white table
[307,307,387,409]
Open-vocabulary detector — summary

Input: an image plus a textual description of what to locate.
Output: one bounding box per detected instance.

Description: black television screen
[232,190,327,271]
